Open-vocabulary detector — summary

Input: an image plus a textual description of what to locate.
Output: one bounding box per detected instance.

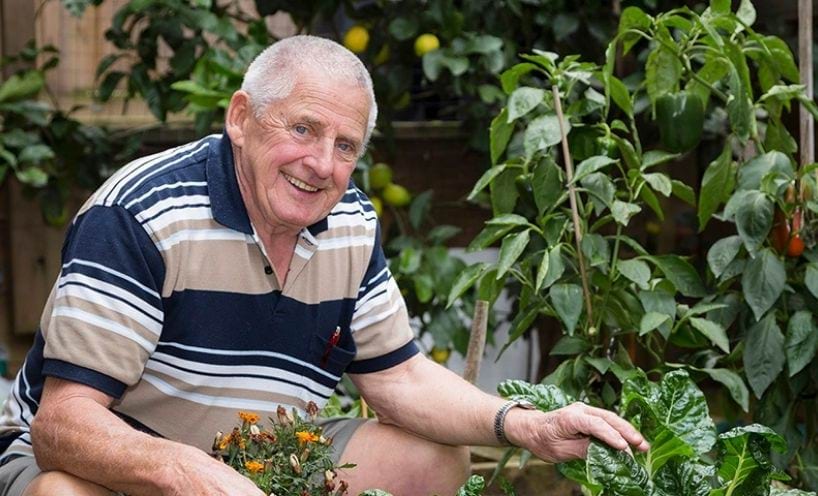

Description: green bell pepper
[655,91,705,153]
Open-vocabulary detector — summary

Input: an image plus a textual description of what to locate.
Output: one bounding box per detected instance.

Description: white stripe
[156,341,341,381]
[58,282,162,336]
[113,140,212,205]
[294,243,312,259]
[146,358,333,399]
[151,352,334,396]
[124,181,208,209]
[142,206,214,234]
[154,228,250,252]
[351,297,403,332]
[58,272,163,322]
[316,235,374,251]
[62,259,160,300]
[142,374,317,412]
[354,279,395,314]
[365,266,389,289]
[53,306,156,353]
[99,140,205,205]
[18,364,38,422]
[327,213,377,229]
[133,195,211,223]
[300,229,318,246]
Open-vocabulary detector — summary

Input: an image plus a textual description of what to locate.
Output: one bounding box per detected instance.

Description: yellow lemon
[382,183,411,207]
[414,33,440,57]
[368,162,393,190]
[430,347,451,364]
[370,196,383,217]
[343,25,369,54]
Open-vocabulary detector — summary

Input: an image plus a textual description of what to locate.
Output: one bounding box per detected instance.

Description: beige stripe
[352,301,414,360]
[115,378,305,451]
[316,223,373,241]
[39,281,59,336]
[54,295,159,344]
[284,245,372,303]
[159,239,276,296]
[147,217,221,242]
[42,318,150,386]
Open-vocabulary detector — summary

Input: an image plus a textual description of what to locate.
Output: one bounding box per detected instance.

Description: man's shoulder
[86,134,221,213]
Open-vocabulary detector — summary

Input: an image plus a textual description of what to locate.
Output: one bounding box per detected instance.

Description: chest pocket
[309,329,356,377]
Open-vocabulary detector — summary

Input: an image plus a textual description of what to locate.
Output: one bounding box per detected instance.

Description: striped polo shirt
[0,133,418,460]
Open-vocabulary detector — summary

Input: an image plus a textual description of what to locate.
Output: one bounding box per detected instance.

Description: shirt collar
[206,132,332,238]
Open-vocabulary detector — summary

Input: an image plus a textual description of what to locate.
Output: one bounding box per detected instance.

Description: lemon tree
[414,33,440,57]
[343,25,369,54]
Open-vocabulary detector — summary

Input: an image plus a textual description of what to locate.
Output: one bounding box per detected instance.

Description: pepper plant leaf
[550,283,583,335]
[701,368,750,412]
[537,245,565,292]
[507,87,545,122]
[744,313,785,398]
[698,144,734,231]
[785,310,817,377]
[707,235,743,278]
[742,248,785,321]
[646,255,706,298]
[532,157,564,215]
[446,262,488,308]
[496,229,530,280]
[689,317,730,353]
[524,113,565,159]
[489,110,513,165]
[618,259,651,289]
[806,263,818,299]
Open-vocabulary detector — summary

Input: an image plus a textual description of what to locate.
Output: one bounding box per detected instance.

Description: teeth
[283,173,319,192]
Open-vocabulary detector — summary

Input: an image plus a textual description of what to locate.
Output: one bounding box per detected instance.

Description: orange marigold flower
[244,460,265,473]
[238,411,260,424]
[295,430,320,445]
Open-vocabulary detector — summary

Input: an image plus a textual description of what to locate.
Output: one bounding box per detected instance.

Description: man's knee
[23,471,113,496]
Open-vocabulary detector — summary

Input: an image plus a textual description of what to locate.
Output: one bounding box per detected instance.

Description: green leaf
[573,155,617,183]
[524,113,565,158]
[653,459,712,496]
[496,229,530,280]
[646,43,682,104]
[467,224,515,251]
[18,144,55,164]
[550,284,583,335]
[497,379,573,411]
[643,172,672,197]
[0,70,44,103]
[726,64,755,142]
[537,245,565,292]
[641,150,680,170]
[618,259,651,289]
[490,168,520,215]
[447,263,488,308]
[785,311,817,377]
[647,255,706,297]
[671,180,696,206]
[639,289,676,339]
[686,57,731,107]
[582,172,615,215]
[468,164,506,201]
[550,335,591,355]
[715,425,787,495]
[742,249,785,322]
[698,144,734,231]
[490,110,513,165]
[608,75,633,117]
[15,166,49,187]
[388,17,418,41]
[422,50,444,81]
[734,190,773,253]
[744,314,785,398]
[702,368,749,412]
[806,263,818,298]
[532,158,563,215]
[500,63,538,94]
[738,151,794,191]
[507,87,545,122]
[587,441,651,495]
[619,7,652,54]
[486,214,530,227]
[710,0,730,14]
[640,312,671,336]
[408,190,433,230]
[455,475,486,496]
[499,303,541,357]
[736,0,757,27]
[689,317,730,353]
[760,36,800,83]
[611,200,641,226]
[581,234,610,271]
[707,235,743,278]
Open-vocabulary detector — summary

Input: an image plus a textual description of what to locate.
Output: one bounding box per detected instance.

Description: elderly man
[0,35,647,496]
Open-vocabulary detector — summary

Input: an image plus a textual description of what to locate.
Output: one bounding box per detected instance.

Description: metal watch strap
[493,399,534,446]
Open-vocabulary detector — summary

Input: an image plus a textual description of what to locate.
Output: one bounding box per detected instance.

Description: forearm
[353,354,507,447]
[32,380,210,495]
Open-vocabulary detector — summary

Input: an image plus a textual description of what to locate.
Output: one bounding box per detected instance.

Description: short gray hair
[240,35,378,147]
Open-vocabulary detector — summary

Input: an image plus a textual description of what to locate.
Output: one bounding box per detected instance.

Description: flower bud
[250,424,260,436]
[289,453,302,475]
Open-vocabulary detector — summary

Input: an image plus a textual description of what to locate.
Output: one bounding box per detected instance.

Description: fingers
[562,403,649,453]
[582,404,650,452]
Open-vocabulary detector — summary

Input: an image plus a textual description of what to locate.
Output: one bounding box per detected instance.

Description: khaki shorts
[0,417,366,496]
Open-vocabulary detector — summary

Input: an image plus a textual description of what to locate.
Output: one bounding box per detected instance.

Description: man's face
[229,76,370,234]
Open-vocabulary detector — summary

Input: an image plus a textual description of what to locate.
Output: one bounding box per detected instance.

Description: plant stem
[552,85,595,327]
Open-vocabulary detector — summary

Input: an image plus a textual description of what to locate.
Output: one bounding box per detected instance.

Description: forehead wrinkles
[292,88,368,141]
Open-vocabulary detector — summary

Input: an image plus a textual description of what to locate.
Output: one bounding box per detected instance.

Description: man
[0,35,647,495]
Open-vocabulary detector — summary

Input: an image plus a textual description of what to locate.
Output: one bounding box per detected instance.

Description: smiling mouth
[282,173,319,192]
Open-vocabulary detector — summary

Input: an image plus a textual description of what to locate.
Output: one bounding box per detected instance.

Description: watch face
[517,400,537,409]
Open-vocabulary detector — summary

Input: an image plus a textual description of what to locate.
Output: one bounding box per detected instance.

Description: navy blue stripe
[58,280,163,326]
[0,434,23,456]
[136,202,212,225]
[42,359,127,398]
[346,341,420,374]
[150,356,331,399]
[61,261,162,310]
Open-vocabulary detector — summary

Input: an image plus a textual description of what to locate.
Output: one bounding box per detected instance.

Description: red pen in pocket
[321,326,341,368]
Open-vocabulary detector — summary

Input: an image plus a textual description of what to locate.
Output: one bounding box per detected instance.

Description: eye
[294,124,308,135]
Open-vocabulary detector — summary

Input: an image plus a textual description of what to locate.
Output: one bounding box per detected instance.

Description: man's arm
[349,354,648,462]
[31,377,265,496]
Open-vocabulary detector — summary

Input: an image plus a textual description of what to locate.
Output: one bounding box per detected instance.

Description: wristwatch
[494,399,536,446]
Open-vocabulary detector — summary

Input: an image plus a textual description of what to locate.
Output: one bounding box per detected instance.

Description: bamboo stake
[463,299,489,384]
[360,398,369,418]
[552,86,594,325]
[799,0,815,193]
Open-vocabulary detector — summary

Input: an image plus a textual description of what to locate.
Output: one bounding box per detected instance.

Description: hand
[159,445,266,496]
[504,402,650,463]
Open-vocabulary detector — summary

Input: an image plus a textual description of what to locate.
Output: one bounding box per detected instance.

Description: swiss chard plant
[450,0,818,489]
[499,369,817,496]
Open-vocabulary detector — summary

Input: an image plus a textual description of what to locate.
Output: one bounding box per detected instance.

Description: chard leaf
[653,459,713,496]
[713,425,787,496]
[587,441,652,496]
[497,380,573,412]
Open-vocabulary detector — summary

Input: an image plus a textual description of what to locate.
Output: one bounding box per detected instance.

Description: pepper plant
[451,0,818,488]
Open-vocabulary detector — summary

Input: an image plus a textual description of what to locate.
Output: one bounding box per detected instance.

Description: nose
[303,138,334,179]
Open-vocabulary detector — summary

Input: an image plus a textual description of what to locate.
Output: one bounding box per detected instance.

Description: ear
[225,90,252,148]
